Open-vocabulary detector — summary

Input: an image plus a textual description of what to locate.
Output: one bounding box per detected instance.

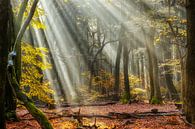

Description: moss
[120,93,130,104]
[5,111,19,121]
[151,97,161,104]
[26,102,53,129]
[9,64,54,128]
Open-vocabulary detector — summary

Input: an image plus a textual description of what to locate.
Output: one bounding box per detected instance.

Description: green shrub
[120,93,129,104]
[151,97,161,104]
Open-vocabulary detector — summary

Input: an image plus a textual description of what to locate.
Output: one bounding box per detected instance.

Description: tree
[162,39,180,101]
[0,0,10,128]
[143,28,162,103]
[123,37,131,102]
[114,42,122,100]
[184,0,195,124]
[3,0,54,128]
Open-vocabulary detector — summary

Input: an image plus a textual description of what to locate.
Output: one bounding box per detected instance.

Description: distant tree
[162,39,180,101]
[114,42,122,100]
[143,28,162,104]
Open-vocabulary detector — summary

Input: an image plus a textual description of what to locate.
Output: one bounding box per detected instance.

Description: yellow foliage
[128,75,142,86]
[160,59,180,67]
[155,16,187,44]
[13,0,46,29]
[91,69,142,93]
[131,88,147,100]
[92,69,114,89]
[21,43,54,104]
[131,88,146,95]
[31,20,46,29]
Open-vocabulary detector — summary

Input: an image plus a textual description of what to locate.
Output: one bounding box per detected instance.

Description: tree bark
[123,42,130,101]
[0,0,10,128]
[5,3,18,121]
[114,42,122,100]
[184,0,195,124]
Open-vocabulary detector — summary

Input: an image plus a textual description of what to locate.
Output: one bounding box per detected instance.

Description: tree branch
[92,40,118,64]
[13,0,39,51]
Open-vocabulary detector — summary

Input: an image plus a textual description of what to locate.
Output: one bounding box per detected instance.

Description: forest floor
[6,103,195,129]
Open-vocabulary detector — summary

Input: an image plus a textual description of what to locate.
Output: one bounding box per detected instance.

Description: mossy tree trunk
[7,69,53,129]
[7,0,54,128]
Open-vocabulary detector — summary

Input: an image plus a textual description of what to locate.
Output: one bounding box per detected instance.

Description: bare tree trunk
[152,43,162,102]
[114,42,122,100]
[143,28,162,103]
[0,0,10,128]
[3,2,18,121]
[140,53,145,89]
[123,42,130,101]
[184,0,195,124]
[143,29,154,102]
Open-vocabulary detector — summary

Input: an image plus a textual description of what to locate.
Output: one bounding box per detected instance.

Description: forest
[0,0,195,129]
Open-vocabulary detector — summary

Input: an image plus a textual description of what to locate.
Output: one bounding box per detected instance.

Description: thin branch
[167,21,186,48]
[17,0,29,29]
[92,40,118,64]
[13,0,39,51]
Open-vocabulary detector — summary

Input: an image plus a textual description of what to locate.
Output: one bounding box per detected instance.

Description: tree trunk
[88,63,94,93]
[184,0,195,124]
[144,28,162,103]
[5,3,18,121]
[164,65,180,101]
[140,53,145,89]
[123,42,130,101]
[151,39,162,102]
[130,50,136,75]
[143,29,154,102]
[8,0,53,128]
[5,76,18,121]
[114,42,122,100]
[7,68,53,129]
[0,0,10,128]
[162,41,180,101]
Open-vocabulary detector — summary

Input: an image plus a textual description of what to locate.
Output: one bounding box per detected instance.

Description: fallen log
[60,101,117,107]
[108,111,182,118]
[21,110,183,121]
[21,114,114,121]
[108,112,140,119]
[43,111,182,120]
[136,112,181,117]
